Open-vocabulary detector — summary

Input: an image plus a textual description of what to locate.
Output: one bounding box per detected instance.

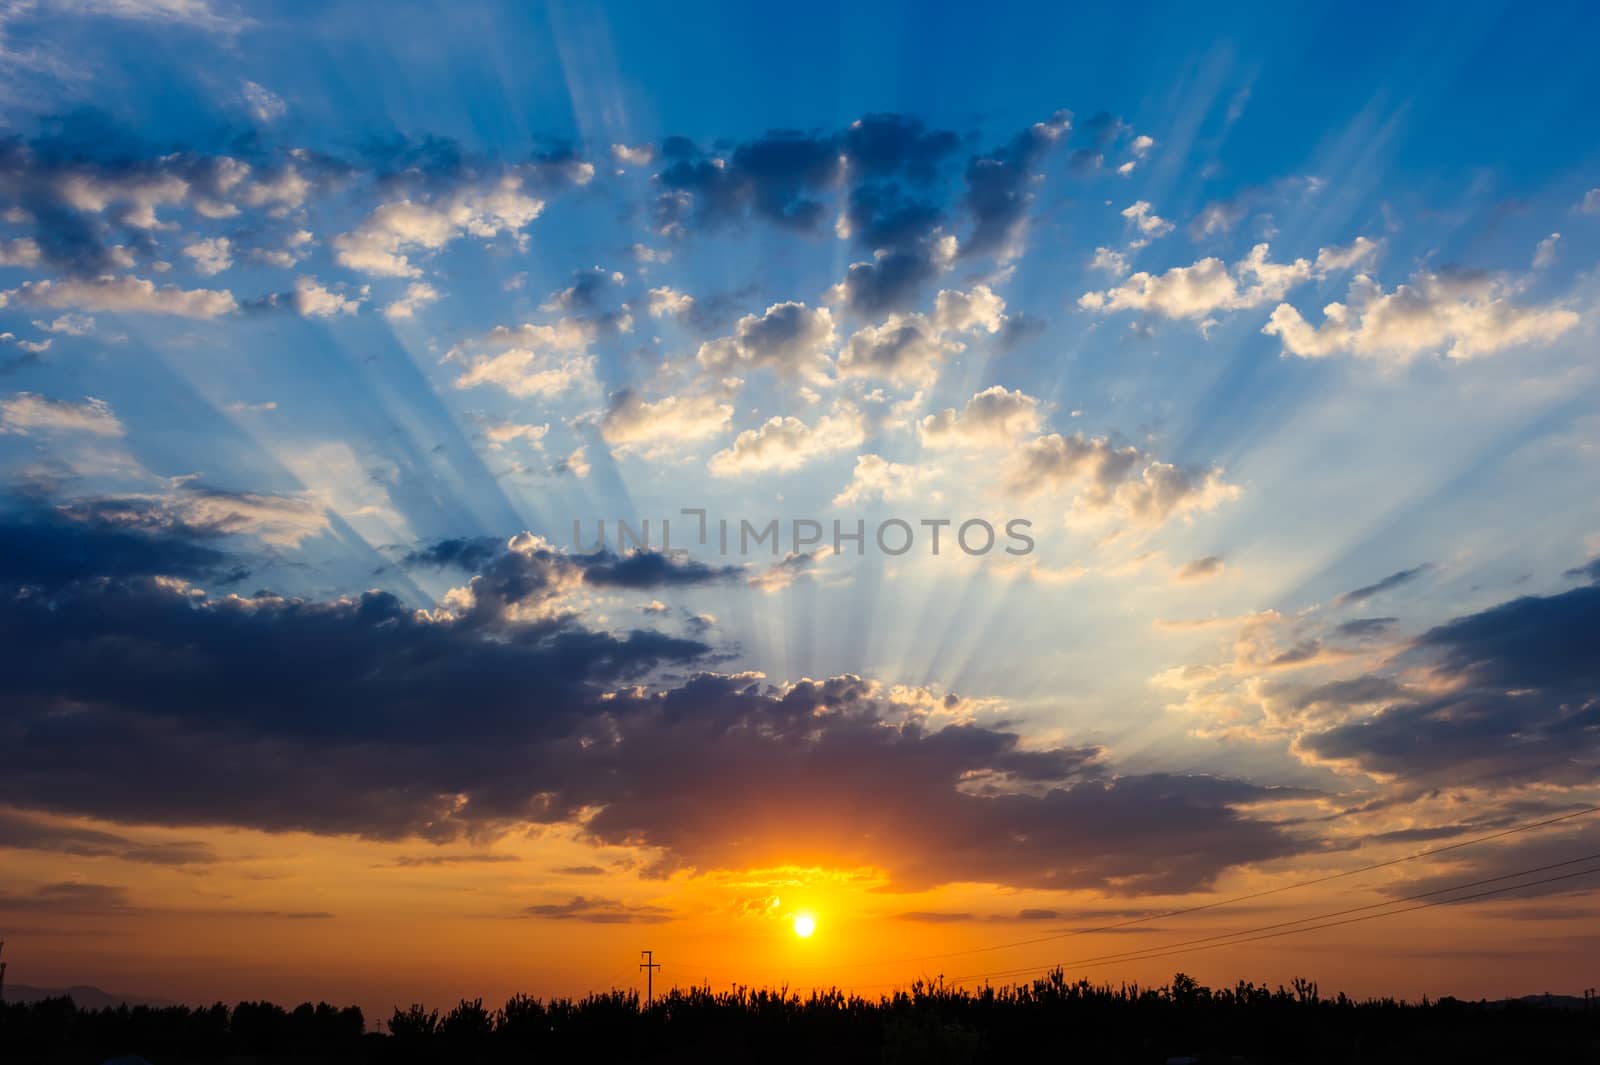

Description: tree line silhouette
[3,970,1596,1063]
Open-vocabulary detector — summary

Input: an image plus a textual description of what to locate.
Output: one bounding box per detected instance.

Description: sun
[792,912,816,938]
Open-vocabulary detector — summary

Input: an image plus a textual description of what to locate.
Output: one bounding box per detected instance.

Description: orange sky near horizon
[4,809,1595,1022]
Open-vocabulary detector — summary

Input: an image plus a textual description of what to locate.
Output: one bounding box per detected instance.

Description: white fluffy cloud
[1122,200,1173,239]
[383,282,440,320]
[450,320,597,398]
[646,286,694,318]
[600,390,734,456]
[1263,270,1580,361]
[832,453,942,506]
[919,386,1043,449]
[1078,239,1375,323]
[334,178,545,277]
[2,275,237,318]
[0,238,41,267]
[293,276,364,318]
[707,407,866,476]
[182,236,233,276]
[1010,432,1239,526]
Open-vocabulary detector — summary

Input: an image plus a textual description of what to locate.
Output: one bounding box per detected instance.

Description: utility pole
[639,950,660,1007]
[1,940,7,1003]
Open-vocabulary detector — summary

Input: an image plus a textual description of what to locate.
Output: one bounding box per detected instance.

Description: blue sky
[1,0,1598,1004]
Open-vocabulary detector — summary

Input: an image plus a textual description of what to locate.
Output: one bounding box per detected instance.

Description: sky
[1,0,1598,1018]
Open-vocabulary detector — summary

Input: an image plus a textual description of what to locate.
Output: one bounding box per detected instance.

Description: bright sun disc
[792,913,816,938]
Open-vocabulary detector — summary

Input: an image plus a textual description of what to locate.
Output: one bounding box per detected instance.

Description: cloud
[1010,433,1239,527]
[0,392,123,435]
[3,275,236,318]
[383,281,439,320]
[837,312,957,384]
[449,319,597,398]
[0,237,41,266]
[293,275,363,318]
[1121,200,1173,239]
[749,548,834,592]
[182,235,232,275]
[1577,188,1600,215]
[833,454,940,506]
[1264,269,1580,361]
[959,111,1071,261]
[1337,564,1433,606]
[646,285,694,319]
[0,810,217,865]
[1078,243,1318,321]
[334,178,545,277]
[241,79,286,122]
[55,484,330,548]
[599,389,733,456]
[521,896,671,923]
[707,408,865,476]
[610,143,656,167]
[919,386,1043,449]
[1175,556,1225,583]
[0,520,1316,894]
[696,301,836,380]
[1299,583,1600,787]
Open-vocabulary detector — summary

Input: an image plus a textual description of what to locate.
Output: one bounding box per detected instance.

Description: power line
[673,802,1600,976]
[947,856,1600,986]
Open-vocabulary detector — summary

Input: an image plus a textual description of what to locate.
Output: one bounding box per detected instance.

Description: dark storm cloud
[0,521,1314,894]
[554,675,1315,894]
[0,809,218,865]
[403,534,741,595]
[1302,584,1600,786]
[0,506,229,583]
[958,111,1070,260]
[651,111,1072,310]
[828,250,943,315]
[1336,563,1433,606]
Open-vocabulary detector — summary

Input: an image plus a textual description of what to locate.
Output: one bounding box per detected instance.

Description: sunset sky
[1,0,1598,1019]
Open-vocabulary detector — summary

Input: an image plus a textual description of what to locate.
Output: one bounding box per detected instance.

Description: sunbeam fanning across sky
[0,0,1598,1036]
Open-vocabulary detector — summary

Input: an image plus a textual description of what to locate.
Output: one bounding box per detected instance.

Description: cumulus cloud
[600,389,733,456]
[1010,433,1240,526]
[334,177,545,277]
[836,312,957,383]
[293,275,363,318]
[449,319,597,398]
[833,453,941,506]
[1121,200,1173,240]
[708,407,866,476]
[1078,243,1319,321]
[919,385,1043,449]
[646,285,694,319]
[181,235,232,276]
[1264,270,1581,361]
[696,301,836,380]
[2,275,236,318]
[383,281,440,320]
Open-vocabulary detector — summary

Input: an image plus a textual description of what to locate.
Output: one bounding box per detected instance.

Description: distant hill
[3,984,177,1009]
